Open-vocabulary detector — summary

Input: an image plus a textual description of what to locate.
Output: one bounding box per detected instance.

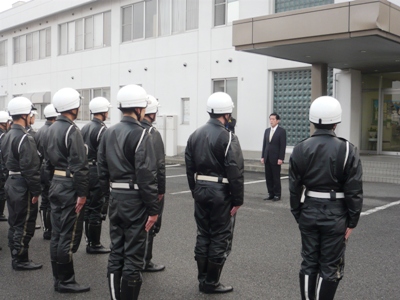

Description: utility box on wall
[155,115,166,152]
[165,115,177,156]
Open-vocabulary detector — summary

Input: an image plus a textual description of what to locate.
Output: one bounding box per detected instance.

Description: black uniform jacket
[43,115,89,198]
[0,128,7,182]
[97,116,159,216]
[1,124,41,196]
[261,126,286,164]
[289,129,363,228]
[81,118,107,163]
[141,119,166,195]
[185,118,244,207]
[34,120,52,165]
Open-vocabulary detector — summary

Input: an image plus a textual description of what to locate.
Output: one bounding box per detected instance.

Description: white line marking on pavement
[166,164,181,168]
[166,174,187,178]
[170,190,191,195]
[244,180,265,185]
[361,200,400,216]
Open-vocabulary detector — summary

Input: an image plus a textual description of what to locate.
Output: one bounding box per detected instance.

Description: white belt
[54,170,73,178]
[196,175,229,184]
[306,191,345,199]
[9,171,21,175]
[110,182,139,190]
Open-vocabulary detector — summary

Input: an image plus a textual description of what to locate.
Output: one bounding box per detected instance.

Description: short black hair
[12,115,24,121]
[208,112,230,119]
[269,113,280,120]
[313,123,335,130]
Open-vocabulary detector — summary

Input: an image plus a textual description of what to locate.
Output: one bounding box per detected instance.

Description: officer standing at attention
[185,92,244,294]
[43,87,90,293]
[1,97,42,270]
[98,84,159,300]
[140,95,166,272]
[34,104,59,240]
[0,111,11,223]
[81,97,112,254]
[289,96,363,300]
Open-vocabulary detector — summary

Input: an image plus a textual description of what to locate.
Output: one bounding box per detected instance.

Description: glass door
[380,89,400,155]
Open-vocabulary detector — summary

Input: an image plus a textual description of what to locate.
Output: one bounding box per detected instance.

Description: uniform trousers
[108,189,148,281]
[49,176,84,264]
[84,166,104,226]
[193,181,235,263]
[298,197,347,280]
[5,175,38,257]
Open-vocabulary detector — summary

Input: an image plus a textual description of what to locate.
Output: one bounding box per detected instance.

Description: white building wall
[0,0,355,158]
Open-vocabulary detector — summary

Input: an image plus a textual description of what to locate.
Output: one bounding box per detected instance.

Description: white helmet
[117,85,149,109]
[43,104,59,118]
[8,97,34,116]
[309,96,342,125]
[89,97,112,114]
[0,111,10,123]
[206,92,234,114]
[52,87,81,113]
[145,95,160,114]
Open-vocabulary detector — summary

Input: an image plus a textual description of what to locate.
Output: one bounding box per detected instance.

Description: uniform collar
[91,117,105,126]
[312,128,337,137]
[56,115,76,125]
[121,115,142,126]
[141,119,152,126]
[11,124,27,133]
[207,118,226,128]
[45,120,53,126]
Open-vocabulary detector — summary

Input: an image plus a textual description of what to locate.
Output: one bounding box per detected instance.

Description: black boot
[315,278,340,300]
[300,273,317,300]
[51,261,59,291]
[108,271,122,300]
[42,210,52,240]
[195,256,208,292]
[203,260,233,294]
[142,231,165,272]
[86,224,111,254]
[12,251,42,271]
[121,277,142,300]
[57,261,90,293]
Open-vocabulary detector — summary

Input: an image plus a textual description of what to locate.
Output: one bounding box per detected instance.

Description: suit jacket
[262,126,286,164]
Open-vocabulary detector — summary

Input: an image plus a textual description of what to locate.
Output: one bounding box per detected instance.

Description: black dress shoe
[0,214,7,222]
[142,261,165,272]
[273,196,281,201]
[263,195,274,201]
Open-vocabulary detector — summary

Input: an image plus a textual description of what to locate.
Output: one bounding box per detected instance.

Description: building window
[275,0,334,13]
[122,0,198,42]
[273,68,333,146]
[182,98,190,124]
[0,40,6,66]
[59,11,111,55]
[76,87,111,121]
[212,78,238,118]
[214,0,239,27]
[13,28,51,64]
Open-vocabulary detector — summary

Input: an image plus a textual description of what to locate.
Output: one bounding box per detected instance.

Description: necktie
[269,128,275,142]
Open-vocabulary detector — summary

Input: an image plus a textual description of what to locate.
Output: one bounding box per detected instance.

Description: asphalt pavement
[0,165,399,300]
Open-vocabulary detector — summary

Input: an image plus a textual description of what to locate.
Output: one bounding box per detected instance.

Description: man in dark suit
[261,113,286,201]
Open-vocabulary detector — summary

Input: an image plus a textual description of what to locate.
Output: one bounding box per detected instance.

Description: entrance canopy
[233,0,400,73]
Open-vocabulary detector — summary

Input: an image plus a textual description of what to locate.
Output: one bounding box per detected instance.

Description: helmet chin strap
[147,113,155,123]
[134,108,142,121]
[100,112,107,122]
[70,108,79,120]
[21,115,29,128]
[222,113,231,126]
